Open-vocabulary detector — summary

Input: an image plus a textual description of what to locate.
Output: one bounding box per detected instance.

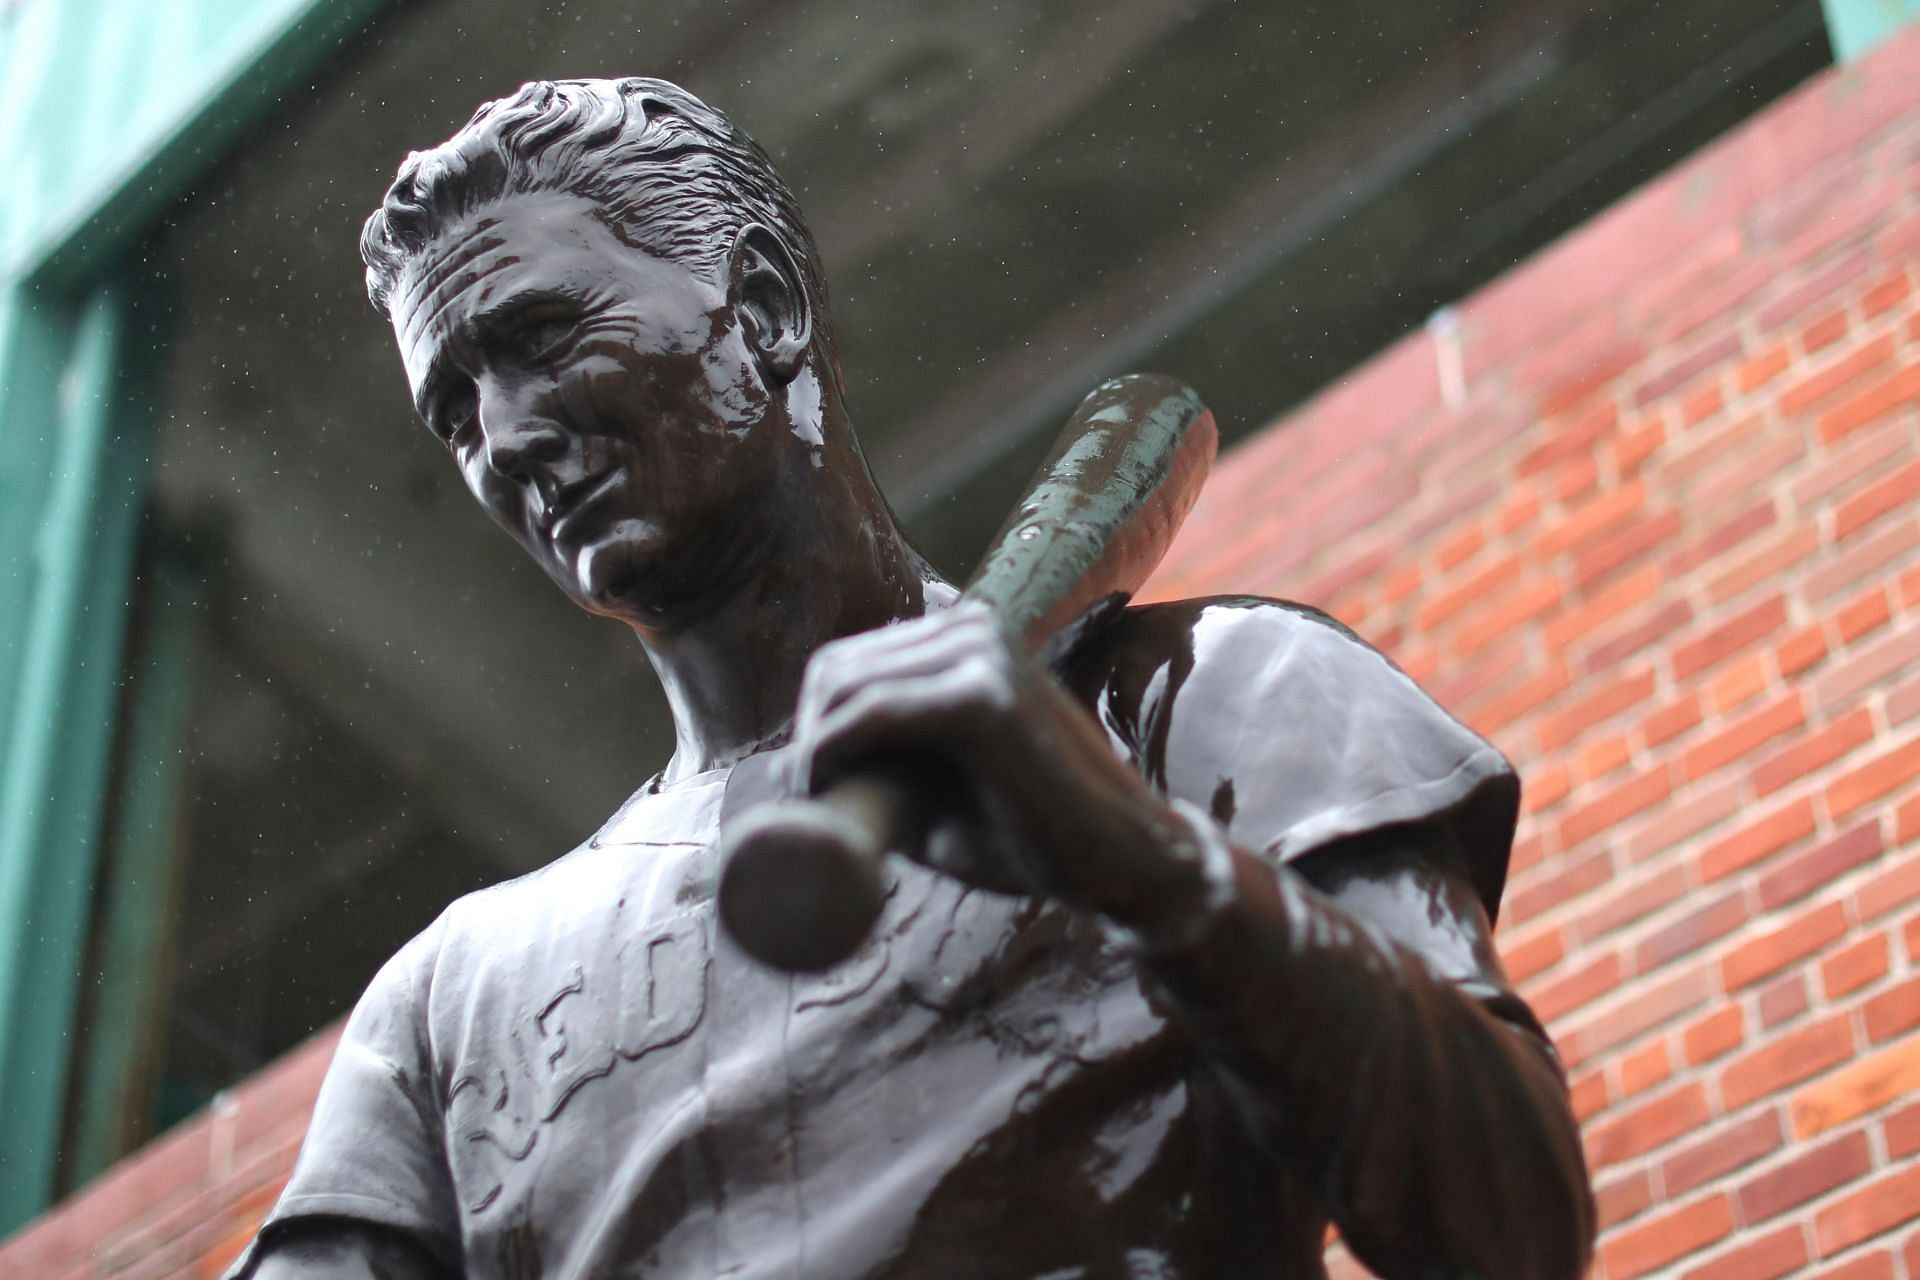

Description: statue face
[390,191,785,624]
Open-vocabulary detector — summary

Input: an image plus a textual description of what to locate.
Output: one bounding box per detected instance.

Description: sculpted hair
[360,77,830,328]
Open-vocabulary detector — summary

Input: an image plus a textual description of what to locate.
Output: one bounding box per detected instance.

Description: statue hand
[791,601,1216,923]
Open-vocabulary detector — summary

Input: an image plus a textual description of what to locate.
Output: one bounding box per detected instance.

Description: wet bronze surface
[234,78,1593,1280]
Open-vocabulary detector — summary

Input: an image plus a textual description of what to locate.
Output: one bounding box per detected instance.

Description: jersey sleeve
[1070,596,1521,923]
[225,918,461,1277]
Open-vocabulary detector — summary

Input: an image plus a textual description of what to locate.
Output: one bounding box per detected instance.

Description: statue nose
[479,406,567,482]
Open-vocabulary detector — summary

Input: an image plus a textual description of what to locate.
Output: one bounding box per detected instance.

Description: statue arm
[1130,819,1594,1280]
[243,1218,458,1280]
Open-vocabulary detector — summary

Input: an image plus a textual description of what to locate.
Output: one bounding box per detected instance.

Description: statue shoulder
[1063,594,1520,923]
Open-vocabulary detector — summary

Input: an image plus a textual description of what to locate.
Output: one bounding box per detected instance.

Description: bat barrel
[717,775,904,972]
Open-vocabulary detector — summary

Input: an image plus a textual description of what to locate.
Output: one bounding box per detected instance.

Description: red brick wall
[1146,24,1920,1280]
[9,24,1920,1280]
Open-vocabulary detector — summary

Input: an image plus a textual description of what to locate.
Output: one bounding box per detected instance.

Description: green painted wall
[1820,0,1920,57]
[0,0,393,1234]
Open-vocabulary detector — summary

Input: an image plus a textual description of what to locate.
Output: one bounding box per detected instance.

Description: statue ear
[729,223,812,386]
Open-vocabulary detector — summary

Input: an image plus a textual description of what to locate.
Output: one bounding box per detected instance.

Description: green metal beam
[0,0,397,285]
[0,285,151,1229]
[0,0,397,1232]
[1820,0,1920,58]
[65,536,209,1187]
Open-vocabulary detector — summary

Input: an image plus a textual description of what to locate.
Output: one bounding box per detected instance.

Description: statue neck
[633,420,954,783]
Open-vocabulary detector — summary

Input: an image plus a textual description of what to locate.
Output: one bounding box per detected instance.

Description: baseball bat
[716,373,1218,972]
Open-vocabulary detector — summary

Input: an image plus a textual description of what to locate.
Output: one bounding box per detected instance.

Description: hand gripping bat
[716,373,1218,972]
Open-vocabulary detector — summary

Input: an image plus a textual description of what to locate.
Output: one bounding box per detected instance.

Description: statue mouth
[545,469,623,540]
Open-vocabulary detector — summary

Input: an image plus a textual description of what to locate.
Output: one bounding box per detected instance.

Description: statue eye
[508,310,580,366]
[432,383,477,443]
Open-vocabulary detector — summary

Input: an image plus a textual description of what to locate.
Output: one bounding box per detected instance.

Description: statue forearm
[1126,832,1595,1280]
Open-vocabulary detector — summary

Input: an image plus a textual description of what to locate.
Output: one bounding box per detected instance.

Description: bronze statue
[228,78,1594,1280]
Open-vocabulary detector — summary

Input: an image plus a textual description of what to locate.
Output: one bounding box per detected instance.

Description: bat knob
[717,797,889,973]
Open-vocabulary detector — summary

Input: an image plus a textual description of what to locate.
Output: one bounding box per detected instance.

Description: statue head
[359,79,878,629]
[361,77,833,366]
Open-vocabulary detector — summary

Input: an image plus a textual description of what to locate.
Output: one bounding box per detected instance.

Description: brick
[1681,380,1725,427]
[1657,254,1771,341]
[1760,973,1812,1028]
[1706,653,1770,714]
[1612,416,1666,473]
[1619,1038,1672,1096]
[1434,523,1483,572]
[1790,415,1912,509]
[1864,976,1920,1044]
[1636,330,1743,406]
[1530,951,1621,1023]
[1760,250,1871,331]
[1596,1168,1655,1230]
[1678,1225,1806,1280]
[1804,519,1920,605]
[1662,1109,1782,1198]
[1828,736,1920,818]
[1668,499,1776,577]
[1708,525,1820,606]
[1586,600,1693,674]
[1415,551,1522,630]
[1691,432,1804,514]
[1497,489,1539,535]
[1740,1130,1873,1221]
[1835,457,1920,541]
[1815,1163,1920,1256]
[1793,1038,1920,1139]
[1751,708,1876,794]
[1665,409,1768,486]
[1698,796,1817,881]
[1814,623,1920,712]
[1622,772,1745,866]
[1681,692,1804,781]
[1523,762,1571,815]
[1505,849,1614,925]
[1641,692,1703,748]
[1575,864,1693,944]
[1634,892,1748,974]
[1575,509,1682,589]
[1537,481,1646,560]
[1538,668,1657,751]
[1888,670,1920,723]
[1537,341,1645,418]
[1567,965,1711,1064]
[1781,333,1899,416]
[1671,595,1788,680]
[1575,732,1631,784]
[1500,925,1563,983]
[1838,586,1894,644]
[1453,577,1561,655]
[1778,621,1831,678]
[1802,308,1848,352]
[1682,1006,1745,1065]
[1466,662,1569,735]
[1544,564,1658,652]
[1739,344,1793,394]
[1819,361,1920,444]
[1862,268,1911,317]
[1756,823,1887,912]
[1598,1193,1734,1280]
[1571,1068,1611,1123]
[1856,857,1920,921]
[1823,931,1890,998]
[1884,1100,1920,1159]
[1559,766,1670,849]
[1722,901,1851,989]
[1811,1253,1897,1280]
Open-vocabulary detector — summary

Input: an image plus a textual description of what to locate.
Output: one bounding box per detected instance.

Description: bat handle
[716,773,906,972]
